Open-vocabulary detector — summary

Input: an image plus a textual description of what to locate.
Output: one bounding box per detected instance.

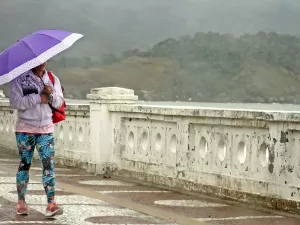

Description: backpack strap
[46,71,64,115]
[48,71,64,93]
[47,71,55,85]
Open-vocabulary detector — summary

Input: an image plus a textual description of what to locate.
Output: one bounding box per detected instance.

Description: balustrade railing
[1,87,300,213]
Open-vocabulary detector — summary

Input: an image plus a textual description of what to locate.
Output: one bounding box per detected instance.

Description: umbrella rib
[6,39,37,77]
[20,39,45,65]
[20,39,37,55]
[33,32,70,43]
[6,48,10,75]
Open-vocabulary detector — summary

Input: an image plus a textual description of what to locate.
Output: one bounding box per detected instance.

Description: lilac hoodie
[9,70,64,127]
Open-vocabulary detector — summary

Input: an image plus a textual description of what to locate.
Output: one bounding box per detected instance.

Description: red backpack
[47,72,66,124]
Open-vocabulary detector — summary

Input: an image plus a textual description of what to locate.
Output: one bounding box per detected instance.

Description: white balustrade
[0,100,17,152]
[0,93,90,167]
[1,88,300,213]
[54,103,90,168]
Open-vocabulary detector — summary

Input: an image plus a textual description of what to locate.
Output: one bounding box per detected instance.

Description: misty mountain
[1,0,300,58]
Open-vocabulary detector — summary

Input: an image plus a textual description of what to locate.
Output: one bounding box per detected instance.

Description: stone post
[86,87,138,174]
[0,90,6,100]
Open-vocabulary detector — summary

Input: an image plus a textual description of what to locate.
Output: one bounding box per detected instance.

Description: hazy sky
[1,0,300,57]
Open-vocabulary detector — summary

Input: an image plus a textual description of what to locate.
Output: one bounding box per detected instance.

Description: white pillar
[0,90,6,100]
[86,87,138,174]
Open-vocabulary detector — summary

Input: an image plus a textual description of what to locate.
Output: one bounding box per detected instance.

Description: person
[9,62,64,217]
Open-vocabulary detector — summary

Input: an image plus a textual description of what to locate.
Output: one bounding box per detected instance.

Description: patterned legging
[16,133,56,203]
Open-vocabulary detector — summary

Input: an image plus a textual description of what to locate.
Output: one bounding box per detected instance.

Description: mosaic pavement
[0,153,300,225]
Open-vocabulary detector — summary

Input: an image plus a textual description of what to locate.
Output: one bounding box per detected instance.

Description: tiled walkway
[0,152,299,225]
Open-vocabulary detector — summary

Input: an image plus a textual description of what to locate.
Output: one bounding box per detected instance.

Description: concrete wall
[1,87,300,214]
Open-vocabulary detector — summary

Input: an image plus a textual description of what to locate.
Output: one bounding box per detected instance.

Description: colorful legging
[16,133,56,203]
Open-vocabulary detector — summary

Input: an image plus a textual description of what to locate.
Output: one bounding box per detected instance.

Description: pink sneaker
[16,200,29,215]
[45,202,63,217]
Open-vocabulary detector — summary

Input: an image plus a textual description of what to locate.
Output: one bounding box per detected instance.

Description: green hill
[3,31,300,103]
[41,32,300,103]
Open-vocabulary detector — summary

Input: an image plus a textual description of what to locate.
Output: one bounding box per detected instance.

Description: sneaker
[45,202,63,217]
[16,200,29,215]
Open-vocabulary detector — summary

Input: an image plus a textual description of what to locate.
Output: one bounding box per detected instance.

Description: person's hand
[42,85,53,95]
[40,94,49,104]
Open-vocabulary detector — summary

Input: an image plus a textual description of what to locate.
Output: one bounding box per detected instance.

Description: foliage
[2,31,300,103]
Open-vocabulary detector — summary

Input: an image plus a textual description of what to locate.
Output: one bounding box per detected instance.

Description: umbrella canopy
[0,29,83,85]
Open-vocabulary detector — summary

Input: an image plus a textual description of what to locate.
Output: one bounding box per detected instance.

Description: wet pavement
[0,152,300,225]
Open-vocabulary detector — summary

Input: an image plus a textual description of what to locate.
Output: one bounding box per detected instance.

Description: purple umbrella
[0,29,83,85]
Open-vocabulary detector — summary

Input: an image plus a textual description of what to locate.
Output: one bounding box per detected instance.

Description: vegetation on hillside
[45,32,300,103]
[2,31,300,103]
